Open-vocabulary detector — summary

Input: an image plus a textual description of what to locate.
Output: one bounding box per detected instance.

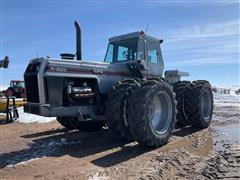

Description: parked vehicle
[5,80,26,98]
[24,21,213,147]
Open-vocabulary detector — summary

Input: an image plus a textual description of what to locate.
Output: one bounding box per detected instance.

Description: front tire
[127,80,177,147]
[106,79,140,140]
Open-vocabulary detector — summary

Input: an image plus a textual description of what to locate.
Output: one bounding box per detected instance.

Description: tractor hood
[25,57,112,95]
[27,57,132,79]
[44,58,109,76]
[25,57,133,95]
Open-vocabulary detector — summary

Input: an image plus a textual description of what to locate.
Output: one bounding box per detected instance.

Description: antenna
[145,24,149,34]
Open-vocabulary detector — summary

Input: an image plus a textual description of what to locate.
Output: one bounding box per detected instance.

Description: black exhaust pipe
[74,21,82,60]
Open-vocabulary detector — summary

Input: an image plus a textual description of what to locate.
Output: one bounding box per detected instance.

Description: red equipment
[5,80,26,98]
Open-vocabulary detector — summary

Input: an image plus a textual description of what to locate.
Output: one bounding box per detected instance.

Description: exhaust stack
[74,21,82,60]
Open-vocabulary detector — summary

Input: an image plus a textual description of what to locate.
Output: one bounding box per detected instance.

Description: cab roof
[108,31,163,43]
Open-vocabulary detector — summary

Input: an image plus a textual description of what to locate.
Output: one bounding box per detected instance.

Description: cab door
[146,40,164,78]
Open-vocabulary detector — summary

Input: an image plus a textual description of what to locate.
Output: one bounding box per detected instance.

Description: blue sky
[0,0,239,89]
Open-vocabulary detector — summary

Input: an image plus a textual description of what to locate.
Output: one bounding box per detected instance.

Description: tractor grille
[25,75,39,103]
[24,62,41,103]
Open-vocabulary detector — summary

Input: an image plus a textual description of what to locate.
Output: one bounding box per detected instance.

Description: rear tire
[173,81,191,128]
[127,79,177,147]
[185,80,213,129]
[57,117,104,131]
[106,79,140,140]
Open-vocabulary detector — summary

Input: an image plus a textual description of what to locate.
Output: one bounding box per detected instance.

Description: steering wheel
[122,51,128,58]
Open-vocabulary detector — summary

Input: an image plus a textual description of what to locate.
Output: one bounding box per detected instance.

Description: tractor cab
[10,80,25,88]
[5,80,26,98]
[104,31,164,78]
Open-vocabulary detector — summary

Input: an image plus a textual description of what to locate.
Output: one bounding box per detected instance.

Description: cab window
[115,38,138,62]
[147,41,158,64]
[117,46,129,61]
[104,38,138,63]
[104,44,114,63]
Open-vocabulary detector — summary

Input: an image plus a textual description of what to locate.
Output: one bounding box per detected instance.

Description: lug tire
[106,79,140,140]
[57,117,104,131]
[127,79,177,147]
[185,80,213,129]
[173,81,191,128]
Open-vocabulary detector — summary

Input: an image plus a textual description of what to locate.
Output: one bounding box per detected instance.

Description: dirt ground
[0,102,239,179]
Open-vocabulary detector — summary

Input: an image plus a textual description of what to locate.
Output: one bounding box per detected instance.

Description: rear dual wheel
[185,80,213,129]
[173,81,191,128]
[173,80,213,129]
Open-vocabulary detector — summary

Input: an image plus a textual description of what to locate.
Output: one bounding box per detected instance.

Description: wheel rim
[150,91,172,134]
[201,90,212,120]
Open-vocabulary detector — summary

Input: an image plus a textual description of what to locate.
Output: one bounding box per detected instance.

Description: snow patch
[213,93,240,108]
[213,90,240,121]
[17,107,56,124]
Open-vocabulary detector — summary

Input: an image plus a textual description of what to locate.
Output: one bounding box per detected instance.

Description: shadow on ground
[173,126,201,137]
[0,126,200,169]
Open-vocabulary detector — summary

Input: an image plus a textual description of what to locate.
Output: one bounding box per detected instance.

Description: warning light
[139,31,144,36]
